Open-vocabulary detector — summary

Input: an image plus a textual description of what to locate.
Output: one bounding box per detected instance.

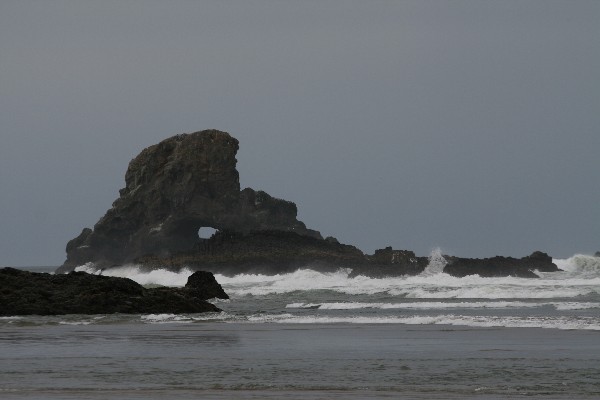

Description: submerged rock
[0,268,227,316]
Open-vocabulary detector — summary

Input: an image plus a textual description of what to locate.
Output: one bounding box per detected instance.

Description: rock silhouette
[0,268,227,316]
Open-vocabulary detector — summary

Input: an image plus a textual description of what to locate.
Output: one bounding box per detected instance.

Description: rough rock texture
[59,130,319,272]
[0,268,227,316]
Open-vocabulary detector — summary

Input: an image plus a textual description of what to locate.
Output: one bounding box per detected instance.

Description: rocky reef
[443,251,559,278]
[0,268,227,316]
[58,129,559,278]
[348,248,558,278]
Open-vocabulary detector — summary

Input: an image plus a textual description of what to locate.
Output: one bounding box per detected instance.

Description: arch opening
[198,227,218,240]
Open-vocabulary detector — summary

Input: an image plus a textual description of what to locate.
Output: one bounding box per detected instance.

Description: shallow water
[1,322,599,399]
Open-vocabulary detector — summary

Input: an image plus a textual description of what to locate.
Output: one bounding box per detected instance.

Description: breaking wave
[10,253,600,331]
[422,247,447,275]
[284,301,600,311]
[134,312,600,331]
[243,314,600,330]
[75,263,195,287]
[553,254,600,276]
[73,253,600,300]
[217,269,600,298]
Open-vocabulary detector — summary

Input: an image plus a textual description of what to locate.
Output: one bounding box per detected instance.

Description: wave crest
[553,254,600,276]
[70,253,600,299]
[74,264,194,287]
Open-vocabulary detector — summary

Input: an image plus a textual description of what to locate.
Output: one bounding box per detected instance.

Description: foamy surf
[154,312,600,331]
[75,263,195,287]
[141,312,237,324]
[285,301,600,310]
[64,253,600,331]
[72,254,600,299]
[553,254,600,276]
[244,314,600,330]
[216,268,600,298]
[73,253,600,284]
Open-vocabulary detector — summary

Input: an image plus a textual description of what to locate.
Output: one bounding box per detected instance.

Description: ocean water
[1,254,599,399]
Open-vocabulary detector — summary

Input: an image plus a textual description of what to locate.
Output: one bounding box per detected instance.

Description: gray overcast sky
[1,1,598,266]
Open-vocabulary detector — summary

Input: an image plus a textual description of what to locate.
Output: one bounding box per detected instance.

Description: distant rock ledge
[0,268,227,316]
[58,130,559,279]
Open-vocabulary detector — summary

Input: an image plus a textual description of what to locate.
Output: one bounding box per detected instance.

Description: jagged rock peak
[59,130,320,272]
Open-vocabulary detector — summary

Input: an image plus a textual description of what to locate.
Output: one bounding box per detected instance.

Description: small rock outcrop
[185,270,229,300]
[0,268,227,316]
[348,250,559,278]
[349,248,429,278]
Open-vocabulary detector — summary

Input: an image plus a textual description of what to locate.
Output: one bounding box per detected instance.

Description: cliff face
[60,130,319,271]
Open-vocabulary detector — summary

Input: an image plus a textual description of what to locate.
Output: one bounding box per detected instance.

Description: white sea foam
[58,320,93,325]
[552,302,600,311]
[215,268,357,295]
[141,314,194,323]
[111,310,600,330]
[217,268,600,299]
[286,301,600,311]
[141,312,239,324]
[72,254,600,300]
[553,254,600,276]
[244,314,600,330]
[286,301,540,310]
[75,264,195,287]
[422,247,447,275]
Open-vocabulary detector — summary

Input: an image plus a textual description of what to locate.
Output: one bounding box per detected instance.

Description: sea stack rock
[59,130,322,272]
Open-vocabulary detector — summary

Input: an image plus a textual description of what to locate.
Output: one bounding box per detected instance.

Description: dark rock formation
[349,248,429,278]
[57,129,561,279]
[595,251,600,258]
[59,130,319,272]
[443,251,559,278]
[349,250,559,278]
[185,270,229,300]
[0,268,227,316]
[137,230,368,276]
